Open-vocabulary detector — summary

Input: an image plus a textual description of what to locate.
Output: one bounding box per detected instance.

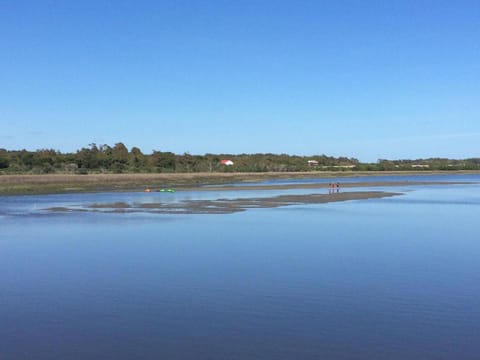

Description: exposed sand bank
[48,191,401,215]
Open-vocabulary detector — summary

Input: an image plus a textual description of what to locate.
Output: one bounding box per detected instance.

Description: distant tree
[112,142,128,162]
[3,141,476,175]
[150,151,176,172]
[377,159,396,171]
[176,152,197,172]
[0,156,9,169]
[111,142,129,172]
[76,144,100,170]
[129,146,146,170]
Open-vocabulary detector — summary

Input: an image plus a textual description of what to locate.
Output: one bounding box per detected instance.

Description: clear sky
[1,0,479,162]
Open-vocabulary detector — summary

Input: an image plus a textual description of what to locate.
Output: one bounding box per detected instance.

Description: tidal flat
[47,191,401,214]
[0,170,477,195]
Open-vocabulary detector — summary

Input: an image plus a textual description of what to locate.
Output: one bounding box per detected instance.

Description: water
[228,172,480,186]
[1,175,480,359]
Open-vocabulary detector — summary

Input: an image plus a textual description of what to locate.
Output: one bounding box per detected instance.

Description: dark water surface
[1,175,480,359]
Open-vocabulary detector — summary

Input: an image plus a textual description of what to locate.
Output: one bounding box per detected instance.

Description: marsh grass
[0,172,329,195]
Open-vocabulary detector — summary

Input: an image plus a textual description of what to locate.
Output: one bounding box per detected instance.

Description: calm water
[1,175,480,359]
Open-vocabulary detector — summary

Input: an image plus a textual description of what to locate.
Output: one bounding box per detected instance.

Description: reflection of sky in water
[1,175,480,359]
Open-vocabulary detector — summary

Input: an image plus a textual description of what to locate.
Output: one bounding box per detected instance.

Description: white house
[220,159,234,166]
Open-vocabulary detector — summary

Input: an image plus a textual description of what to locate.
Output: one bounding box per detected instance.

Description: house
[307,160,319,166]
[220,159,234,166]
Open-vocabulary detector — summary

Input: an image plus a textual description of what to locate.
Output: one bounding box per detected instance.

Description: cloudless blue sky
[1,0,479,161]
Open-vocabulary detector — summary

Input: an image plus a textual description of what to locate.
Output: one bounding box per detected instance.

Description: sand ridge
[48,191,401,215]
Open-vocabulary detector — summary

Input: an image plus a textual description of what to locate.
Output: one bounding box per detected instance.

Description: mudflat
[0,171,476,195]
[48,191,402,215]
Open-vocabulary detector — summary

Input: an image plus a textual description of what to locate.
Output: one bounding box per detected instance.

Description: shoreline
[0,170,478,196]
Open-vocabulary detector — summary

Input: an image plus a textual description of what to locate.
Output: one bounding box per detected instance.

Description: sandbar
[48,191,401,215]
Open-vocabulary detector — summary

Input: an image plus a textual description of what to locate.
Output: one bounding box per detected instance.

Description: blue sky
[1,0,479,162]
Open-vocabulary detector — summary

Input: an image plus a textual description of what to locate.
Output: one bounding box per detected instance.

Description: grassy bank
[0,171,478,196]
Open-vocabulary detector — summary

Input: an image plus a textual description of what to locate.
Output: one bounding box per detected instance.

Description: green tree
[129,146,146,170]
[75,143,102,170]
[111,142,129,172]
[0,156,9,169]
[150,151,176,172]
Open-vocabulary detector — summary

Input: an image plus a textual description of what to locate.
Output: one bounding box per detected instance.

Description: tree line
[0,143,479,174]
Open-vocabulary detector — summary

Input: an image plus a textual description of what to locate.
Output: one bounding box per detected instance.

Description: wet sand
[48,191,401,215]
